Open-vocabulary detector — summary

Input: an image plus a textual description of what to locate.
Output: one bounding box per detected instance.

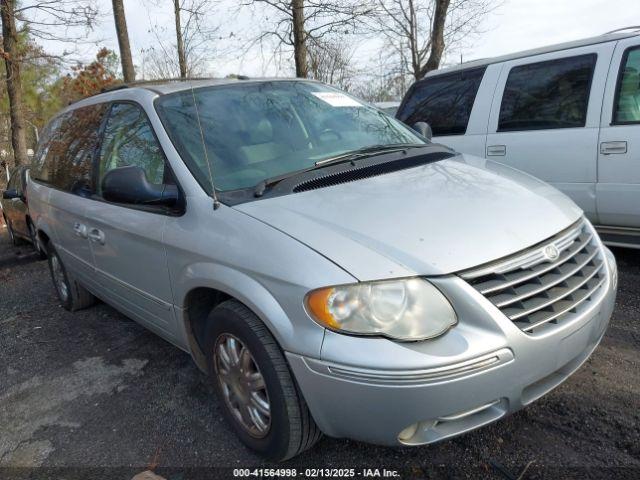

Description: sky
[35,0,639,78]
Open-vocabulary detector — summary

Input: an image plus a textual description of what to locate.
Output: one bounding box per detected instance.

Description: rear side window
[613,46,640,124]
[97,102,166,194]
[397,67,486,136]
[33,104,107,194]
[498,54,596,131]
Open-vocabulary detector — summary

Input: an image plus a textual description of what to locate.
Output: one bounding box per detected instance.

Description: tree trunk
[419,0,450,79]
[173,0,187,79]
[291,0,307,78]
[1,0,28,167]
[111,0,136,83]
[407,0,421,81]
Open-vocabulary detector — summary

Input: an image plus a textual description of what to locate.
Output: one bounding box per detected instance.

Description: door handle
[88,228,105,245]
[600,141,627,155]
[73,222,88,239]
[487,144,506,156]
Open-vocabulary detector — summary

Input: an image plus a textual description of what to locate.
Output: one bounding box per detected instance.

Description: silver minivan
[397,28,640,248]
[28,78,617,460]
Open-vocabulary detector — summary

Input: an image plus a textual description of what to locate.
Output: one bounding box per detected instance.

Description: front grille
[460,219,607,334]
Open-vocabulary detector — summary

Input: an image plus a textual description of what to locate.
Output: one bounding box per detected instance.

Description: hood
[235,154,582,281]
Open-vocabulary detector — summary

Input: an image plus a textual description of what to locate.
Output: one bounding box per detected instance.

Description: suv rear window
[498,54,596,132]
[396,67,486,136]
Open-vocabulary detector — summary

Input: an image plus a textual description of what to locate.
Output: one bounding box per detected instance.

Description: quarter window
[498,54,596,131]
[613,47,640,124]
[98,103,166,192]
[397,67,486,136]
[32,104,107,194]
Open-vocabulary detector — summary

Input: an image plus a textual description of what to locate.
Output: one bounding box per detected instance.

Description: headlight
[305,278,457,341]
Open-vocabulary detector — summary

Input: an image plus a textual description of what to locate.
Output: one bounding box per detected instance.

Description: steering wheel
[318,128,343,143]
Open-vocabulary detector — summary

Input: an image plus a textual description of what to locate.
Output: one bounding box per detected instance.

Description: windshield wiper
[314,143,426,166]
[253,143,427,197]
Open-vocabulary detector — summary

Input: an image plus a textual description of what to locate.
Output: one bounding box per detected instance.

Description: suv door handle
[487,144,506,156]
[600,141,627,155]
[88,228,105,245]
[73,222,88,239]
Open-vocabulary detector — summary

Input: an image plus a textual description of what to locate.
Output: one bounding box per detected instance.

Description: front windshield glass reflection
[155,81,425,192]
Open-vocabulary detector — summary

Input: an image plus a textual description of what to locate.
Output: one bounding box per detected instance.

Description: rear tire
[205,300,322,461]
[28,221,47,260]
[47,244,96,311]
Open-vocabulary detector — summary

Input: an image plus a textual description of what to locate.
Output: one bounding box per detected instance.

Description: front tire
[205,300,322,461]
[47,244,96,311]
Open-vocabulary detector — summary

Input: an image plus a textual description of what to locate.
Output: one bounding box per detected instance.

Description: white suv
[397,27,640,248]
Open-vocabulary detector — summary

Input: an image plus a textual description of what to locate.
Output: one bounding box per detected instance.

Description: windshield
[155,81,426,192]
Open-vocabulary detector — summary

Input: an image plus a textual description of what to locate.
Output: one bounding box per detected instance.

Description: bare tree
[307,36,356,89]
[353,69,408,102]
[242,0,372,78]
[111,0,135,82]
[0,0,97,168]
[1,0,28,166]
[142,0,221,80]
[369,0,493,81]
[424,0,449,74]
[173,0,187,79]
[291,0,306,77]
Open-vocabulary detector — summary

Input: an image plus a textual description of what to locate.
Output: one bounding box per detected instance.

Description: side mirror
[412,122,433,141]
[101,165,179,207]
[2,188,20,200]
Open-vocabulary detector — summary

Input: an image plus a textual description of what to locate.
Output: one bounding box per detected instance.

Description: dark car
[1,166,46,258]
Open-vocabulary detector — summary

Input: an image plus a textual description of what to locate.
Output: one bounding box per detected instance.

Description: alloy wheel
[214,333,271,438]
[51,253,69,302]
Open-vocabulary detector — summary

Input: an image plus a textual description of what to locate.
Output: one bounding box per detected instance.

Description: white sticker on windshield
[311,91,362,107]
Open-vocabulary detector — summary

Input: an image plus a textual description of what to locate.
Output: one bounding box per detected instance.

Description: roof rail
[99,77,230,94]
[604,26,640,35]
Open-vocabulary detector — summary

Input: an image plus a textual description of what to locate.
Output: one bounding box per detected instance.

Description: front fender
[174,262,328,360]
[164,200,356,363]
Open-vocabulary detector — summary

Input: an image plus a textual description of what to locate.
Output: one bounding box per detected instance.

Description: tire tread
[47,244,96,312]
[70,277,96,311]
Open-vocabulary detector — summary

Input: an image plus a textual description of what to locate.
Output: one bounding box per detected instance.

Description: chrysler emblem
[543,244,560,262]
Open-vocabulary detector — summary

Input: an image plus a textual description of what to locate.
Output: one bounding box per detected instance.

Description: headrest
[620,67,639,95]
[248,118,273,144]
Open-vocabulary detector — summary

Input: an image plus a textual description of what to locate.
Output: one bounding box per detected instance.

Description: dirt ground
[0,227,638,480]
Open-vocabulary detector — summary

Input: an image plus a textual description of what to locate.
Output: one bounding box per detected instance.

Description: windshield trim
[221,145,456,206]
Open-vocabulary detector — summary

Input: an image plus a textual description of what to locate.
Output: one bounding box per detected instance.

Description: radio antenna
[190,83,220,210]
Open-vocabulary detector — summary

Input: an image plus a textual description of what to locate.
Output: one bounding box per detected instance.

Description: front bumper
[286,248,617,446]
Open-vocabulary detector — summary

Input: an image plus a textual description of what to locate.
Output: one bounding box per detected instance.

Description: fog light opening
[398,423,418,442]
[397,399,506,446]
[398,420,438,443]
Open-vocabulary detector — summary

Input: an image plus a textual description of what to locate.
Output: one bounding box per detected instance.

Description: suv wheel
[47,244,96,311]
[205,300,322,461]
[28,221,47,260]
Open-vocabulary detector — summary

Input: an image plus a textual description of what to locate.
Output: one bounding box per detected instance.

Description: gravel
[0,228,638,479]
